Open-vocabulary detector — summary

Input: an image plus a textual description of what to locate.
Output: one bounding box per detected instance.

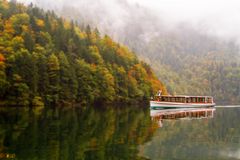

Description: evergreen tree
[47,53,60,104]
[0,0,167,106]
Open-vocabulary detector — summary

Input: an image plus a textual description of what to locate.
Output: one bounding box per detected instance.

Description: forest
[45,1,240,104]
[137,32,240,104]
[0,0,166,106]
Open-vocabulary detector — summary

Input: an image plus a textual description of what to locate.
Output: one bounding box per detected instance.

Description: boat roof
[156,95,213,98]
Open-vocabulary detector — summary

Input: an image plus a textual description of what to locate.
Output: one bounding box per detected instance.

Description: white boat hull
[150,101,215,109]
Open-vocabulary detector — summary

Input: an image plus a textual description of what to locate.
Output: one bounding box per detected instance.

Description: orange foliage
[0,54,5,62]
[116,47,125,56]
[103,36,117,49]
[1,0,9,9]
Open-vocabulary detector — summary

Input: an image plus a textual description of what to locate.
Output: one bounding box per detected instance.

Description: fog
[19,0,240,42]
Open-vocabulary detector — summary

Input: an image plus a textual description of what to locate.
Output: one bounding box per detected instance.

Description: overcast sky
[17,0,240,41]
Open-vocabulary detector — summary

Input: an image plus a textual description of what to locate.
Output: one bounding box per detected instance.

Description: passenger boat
[150,91,215,109]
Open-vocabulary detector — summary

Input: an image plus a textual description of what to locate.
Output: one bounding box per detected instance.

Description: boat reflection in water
[150,108,216,127]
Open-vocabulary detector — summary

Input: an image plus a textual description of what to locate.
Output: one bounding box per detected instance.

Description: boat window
[193,97,196,103]
[181,97,185,103]
[163,97,168,102]
[198,98,201,103]
[207,97,212,103]
[164,97,168,102]
[178,97,181,102]
[166,97,169,102]
[176,97,179,102]
[191,97,195,103]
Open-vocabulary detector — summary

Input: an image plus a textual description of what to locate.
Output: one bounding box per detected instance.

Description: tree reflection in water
[141,107,240,160]
[0,106,156,160]
[1,106,240,160]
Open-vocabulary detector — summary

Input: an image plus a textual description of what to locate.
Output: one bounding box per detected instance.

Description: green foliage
[135,33,240,104]
[47,53,60,104]
[58,51,78,103]
[31,96,44,106]
[0,54,8,99]
[9,13,29,35]
[6,74,30,105]
[0,1,166,106]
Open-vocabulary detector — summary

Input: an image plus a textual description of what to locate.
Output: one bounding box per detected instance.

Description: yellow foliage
[21,25,28,32]
[75,27,87,39]
[1,0,9,10]
[116,47,125,57]
[5,47,14,54]
[12,36,24,44]
[88,45,104,64]
[63,21,70,29]
[0,61,5,68]
[129,64,148,79]
[11,36,24,50]
[89,45,99,53]
[116,46,135,62]
[51,19,58,32]
[89,32,97,44]
[103,36,117,50]
[36,19,45,28]
[10,13,30,26]
[4,20,14,35]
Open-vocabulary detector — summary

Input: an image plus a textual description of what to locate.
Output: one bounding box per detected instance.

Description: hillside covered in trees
[132,30,240,104]
[38,0,240,104]
[0,0,166,106]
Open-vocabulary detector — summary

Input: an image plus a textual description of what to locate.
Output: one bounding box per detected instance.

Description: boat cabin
[155,95,214,104]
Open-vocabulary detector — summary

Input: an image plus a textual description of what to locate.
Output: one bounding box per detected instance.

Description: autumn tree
[47,53,60,104]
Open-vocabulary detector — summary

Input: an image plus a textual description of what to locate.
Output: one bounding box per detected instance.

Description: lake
[0,106,239,160]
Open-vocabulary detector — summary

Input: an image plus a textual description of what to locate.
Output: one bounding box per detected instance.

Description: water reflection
[0,106,240,160]
[150,108,216,127]
[0,106,154,160]
[142,107,240,160]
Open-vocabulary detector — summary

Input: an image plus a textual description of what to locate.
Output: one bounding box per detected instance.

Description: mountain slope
[0,0,166,106]
[4,0,240,104]
[38,1,240,104]
[133,28,240,104]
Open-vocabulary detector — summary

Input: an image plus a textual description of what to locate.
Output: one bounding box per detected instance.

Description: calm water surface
[0,106,239,160]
